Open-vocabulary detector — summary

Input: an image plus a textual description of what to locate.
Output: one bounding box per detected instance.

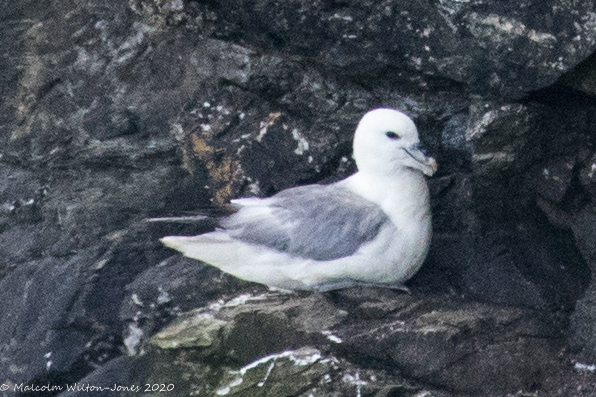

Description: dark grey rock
[0,254,92,389]
[570,281,596,362]
[466,98,542,177]
[423,226,589,312]
[56,355,152,397]
[569,206,596,362]
[57,344,452,397]
[212,347,452,397]
[329,290,560,395]
[205,0,596,99]
[118,255,260,355]
[428,173,477,234]
[529,157,575,203]
[2,0,596,395]
[572,206,596,269]
[526,150,596,365]
[578,152,596,198]
[441,112,470,152]
[151,292,345,363]
[146,291,561,395]
[559,52,596,97]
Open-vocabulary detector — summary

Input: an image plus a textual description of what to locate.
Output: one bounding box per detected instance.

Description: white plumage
[161,108,437,291]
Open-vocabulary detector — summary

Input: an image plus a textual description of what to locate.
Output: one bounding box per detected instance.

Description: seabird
[161,108,437,292]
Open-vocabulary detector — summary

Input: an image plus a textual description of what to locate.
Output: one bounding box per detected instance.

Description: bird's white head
[352,108,437,177]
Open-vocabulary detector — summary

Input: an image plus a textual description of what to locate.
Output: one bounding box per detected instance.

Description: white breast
[341,170,433,280]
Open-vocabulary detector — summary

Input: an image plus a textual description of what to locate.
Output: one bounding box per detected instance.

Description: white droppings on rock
[224,293,253,307]
[588,163,596,179]
[124,322,144,356]
[157,287,171,304]
[216,376,243,395]
[218,349,323,395]
[211,293,271,310]
[208,299,225,312]
[478,14,556,45]
[342,371,367,397]
[257,113,282,142]
[322,330,342,343]
[241,349,322,375]
[216,384,233,396]
[23,280,32,300]
[292,129,309,155]
[230,377,243,387]
[44,352,53,370]
[249,181,261,195]
[131,293,144,306]
[413,391,433,397]
[257,361,275,387]
[527,29,557,43]
[574,362,596,372]
[329,13,353,21]
[267,285,294,294]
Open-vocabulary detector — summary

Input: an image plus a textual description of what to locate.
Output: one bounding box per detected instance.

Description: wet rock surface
[2,0,596,395]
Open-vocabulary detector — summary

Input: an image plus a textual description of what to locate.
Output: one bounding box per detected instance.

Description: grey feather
[220,183,392,260]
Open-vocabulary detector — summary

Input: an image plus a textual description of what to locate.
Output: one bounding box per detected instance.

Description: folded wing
[221,183,392,261]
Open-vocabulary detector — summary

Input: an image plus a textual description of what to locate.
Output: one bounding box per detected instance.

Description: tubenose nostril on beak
[410,142,432,157]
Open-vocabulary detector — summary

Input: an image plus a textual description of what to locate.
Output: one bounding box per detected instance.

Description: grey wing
[220,183,391,260]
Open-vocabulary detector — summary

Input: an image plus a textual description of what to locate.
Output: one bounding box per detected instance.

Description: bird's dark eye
[385,131,400,140]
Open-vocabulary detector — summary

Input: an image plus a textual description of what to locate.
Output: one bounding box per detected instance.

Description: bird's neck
[343,170,431,226]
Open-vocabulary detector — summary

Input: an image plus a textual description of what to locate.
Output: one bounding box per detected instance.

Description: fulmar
[161,108,437,292]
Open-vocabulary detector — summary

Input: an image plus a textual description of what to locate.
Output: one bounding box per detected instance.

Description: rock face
[147,291,560,396]
[2,0,596,396]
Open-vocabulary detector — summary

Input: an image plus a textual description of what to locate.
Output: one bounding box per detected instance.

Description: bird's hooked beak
[403,143,438,176]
